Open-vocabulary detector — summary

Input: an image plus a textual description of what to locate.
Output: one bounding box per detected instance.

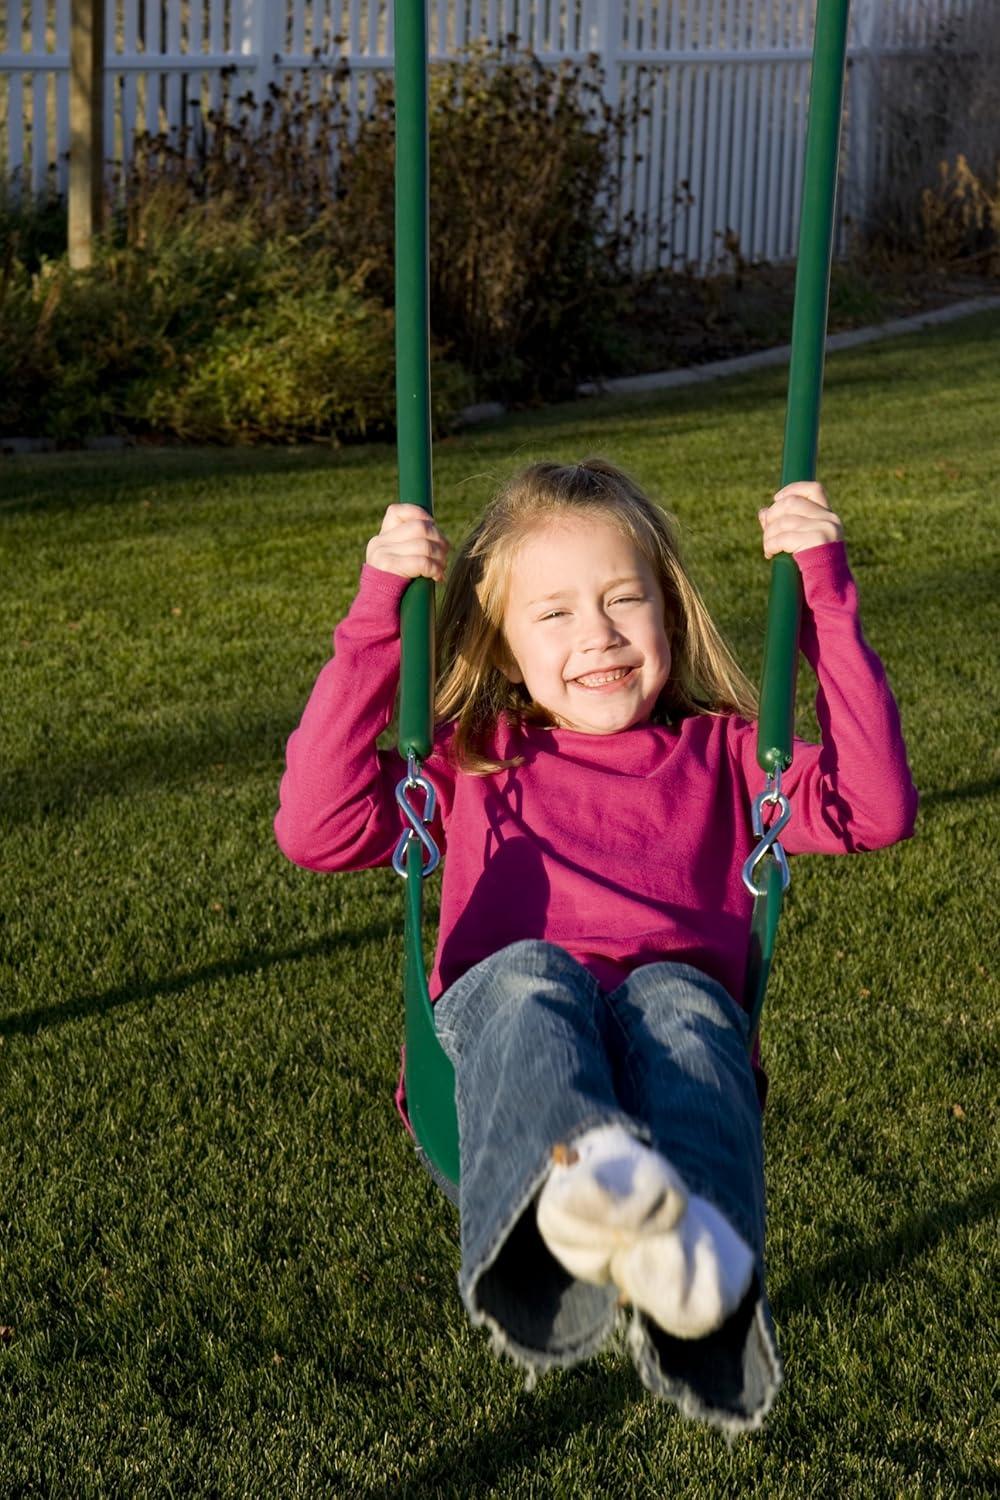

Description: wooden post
[69,0,106,270]
[847,0,881,244]
[251,0,285,116]
[592,0,622,111]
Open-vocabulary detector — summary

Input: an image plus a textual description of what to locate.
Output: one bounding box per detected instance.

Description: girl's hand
[758,481,844,559]
[365,503,450,582]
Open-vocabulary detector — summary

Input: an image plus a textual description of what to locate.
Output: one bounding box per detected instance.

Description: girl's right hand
[365,503,450,582]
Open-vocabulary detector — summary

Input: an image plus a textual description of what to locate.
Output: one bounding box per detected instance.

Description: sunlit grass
[1,311,997,1494]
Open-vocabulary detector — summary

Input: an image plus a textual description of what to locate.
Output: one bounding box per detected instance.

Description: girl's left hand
[758,481,844,558]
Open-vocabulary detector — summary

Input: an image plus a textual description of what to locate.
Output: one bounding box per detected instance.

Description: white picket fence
[0,1,989,269]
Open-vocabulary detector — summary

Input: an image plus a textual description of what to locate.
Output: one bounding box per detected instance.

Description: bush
[0,48,634,441]
[918,154,1000,275]
[125,48,638,402]
[0,254,166,440]
[120,65,347,245]
[329,50,634,398]
[0,203,466,443]
[0,174,66,273]
[867,3,1000,273]
[144,280,466,444]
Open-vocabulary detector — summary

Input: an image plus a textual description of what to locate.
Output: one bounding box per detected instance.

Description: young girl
[275,459,916,1434]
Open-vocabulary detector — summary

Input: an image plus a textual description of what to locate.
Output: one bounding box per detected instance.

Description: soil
[608,262,999,377]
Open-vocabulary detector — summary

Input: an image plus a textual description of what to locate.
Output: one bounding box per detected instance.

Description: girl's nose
[579,611,623,650]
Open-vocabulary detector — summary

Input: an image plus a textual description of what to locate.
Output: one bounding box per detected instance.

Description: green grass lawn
[2,312,998,1496]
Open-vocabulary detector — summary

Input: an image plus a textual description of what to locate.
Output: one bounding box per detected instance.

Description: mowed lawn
[1,312,997,1497]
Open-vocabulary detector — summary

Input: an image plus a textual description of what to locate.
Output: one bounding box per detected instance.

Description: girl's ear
[493,639,523,684]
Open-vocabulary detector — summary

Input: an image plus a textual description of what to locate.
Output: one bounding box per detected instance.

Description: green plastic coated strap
[745,862,785,1052]
[404,837,460,1184]
[757,0,850,775]
[395,0,435,762]
[394,0,460,1188]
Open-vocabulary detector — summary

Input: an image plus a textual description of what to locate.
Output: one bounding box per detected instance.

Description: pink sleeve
[274,565,414,871]
[736,541,918,854]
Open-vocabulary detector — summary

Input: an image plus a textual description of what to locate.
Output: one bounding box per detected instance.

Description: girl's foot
[535,1124,687,1284]
[536,1124,755,1339]
[610,1192,756,1340]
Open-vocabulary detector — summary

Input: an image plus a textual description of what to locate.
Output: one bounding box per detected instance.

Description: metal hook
[392,751,441,878]
[742,766,792,897]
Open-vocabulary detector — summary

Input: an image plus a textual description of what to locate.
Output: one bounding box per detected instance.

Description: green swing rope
[392,0,851,1188]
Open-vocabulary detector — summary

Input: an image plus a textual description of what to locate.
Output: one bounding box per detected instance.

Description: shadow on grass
[0,924,395,1038]
[364,1358,645,1500]
[776,1176,1000,1316]
[0,440,398,515]
[919,778,999,808]
[357,1177,1000,1495]
[1,713,295,830]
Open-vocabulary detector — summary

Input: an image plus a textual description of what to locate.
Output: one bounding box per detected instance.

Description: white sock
[610,1192,756,1340]
[535,1124,688,1285]
[536,1124,755,1339]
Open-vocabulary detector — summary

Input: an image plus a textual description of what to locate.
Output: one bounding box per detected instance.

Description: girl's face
[500,516,672,735]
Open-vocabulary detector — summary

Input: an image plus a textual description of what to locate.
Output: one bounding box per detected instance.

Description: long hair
[435,458,757,773]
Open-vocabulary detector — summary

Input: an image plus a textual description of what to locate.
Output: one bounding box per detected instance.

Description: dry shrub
[124,47,637,401]
[1,48,639,439]
[870,1,1000,272]
[919,154,1000,273]
[121,65,348,244]
[329,49,634,397]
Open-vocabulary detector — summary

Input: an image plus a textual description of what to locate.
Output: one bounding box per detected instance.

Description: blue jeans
[432,940,782,1434]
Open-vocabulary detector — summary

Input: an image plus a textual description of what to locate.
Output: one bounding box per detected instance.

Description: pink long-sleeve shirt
[276,542,917,1019]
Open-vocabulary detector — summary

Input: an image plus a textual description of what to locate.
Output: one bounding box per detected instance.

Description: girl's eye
[540,609,568,620]
[611,595,643,606]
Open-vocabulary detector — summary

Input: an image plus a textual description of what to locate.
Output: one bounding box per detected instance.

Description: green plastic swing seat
[391,0,851,1191]
[402,835,460,1187]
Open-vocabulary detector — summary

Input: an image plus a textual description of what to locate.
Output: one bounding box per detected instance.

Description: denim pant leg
[433,940,642,1375]
[604,962,782,1433]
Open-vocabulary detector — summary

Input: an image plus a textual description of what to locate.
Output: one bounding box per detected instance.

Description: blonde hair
[435,458,757,773]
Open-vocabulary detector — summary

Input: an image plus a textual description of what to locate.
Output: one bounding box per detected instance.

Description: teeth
[575,667,631,687]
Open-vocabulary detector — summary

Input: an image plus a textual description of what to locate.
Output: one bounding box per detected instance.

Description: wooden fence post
[68,0,106,270]
[250,0,285,115]
[591,0,622,111]
[847,0,881,242]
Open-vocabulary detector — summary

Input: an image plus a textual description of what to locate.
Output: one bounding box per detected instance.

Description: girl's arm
[274,565,412,871]
[275,505,451,872]
[740,484,918,854]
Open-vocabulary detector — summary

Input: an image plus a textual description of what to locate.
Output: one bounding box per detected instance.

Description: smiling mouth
[572,666,636,689]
